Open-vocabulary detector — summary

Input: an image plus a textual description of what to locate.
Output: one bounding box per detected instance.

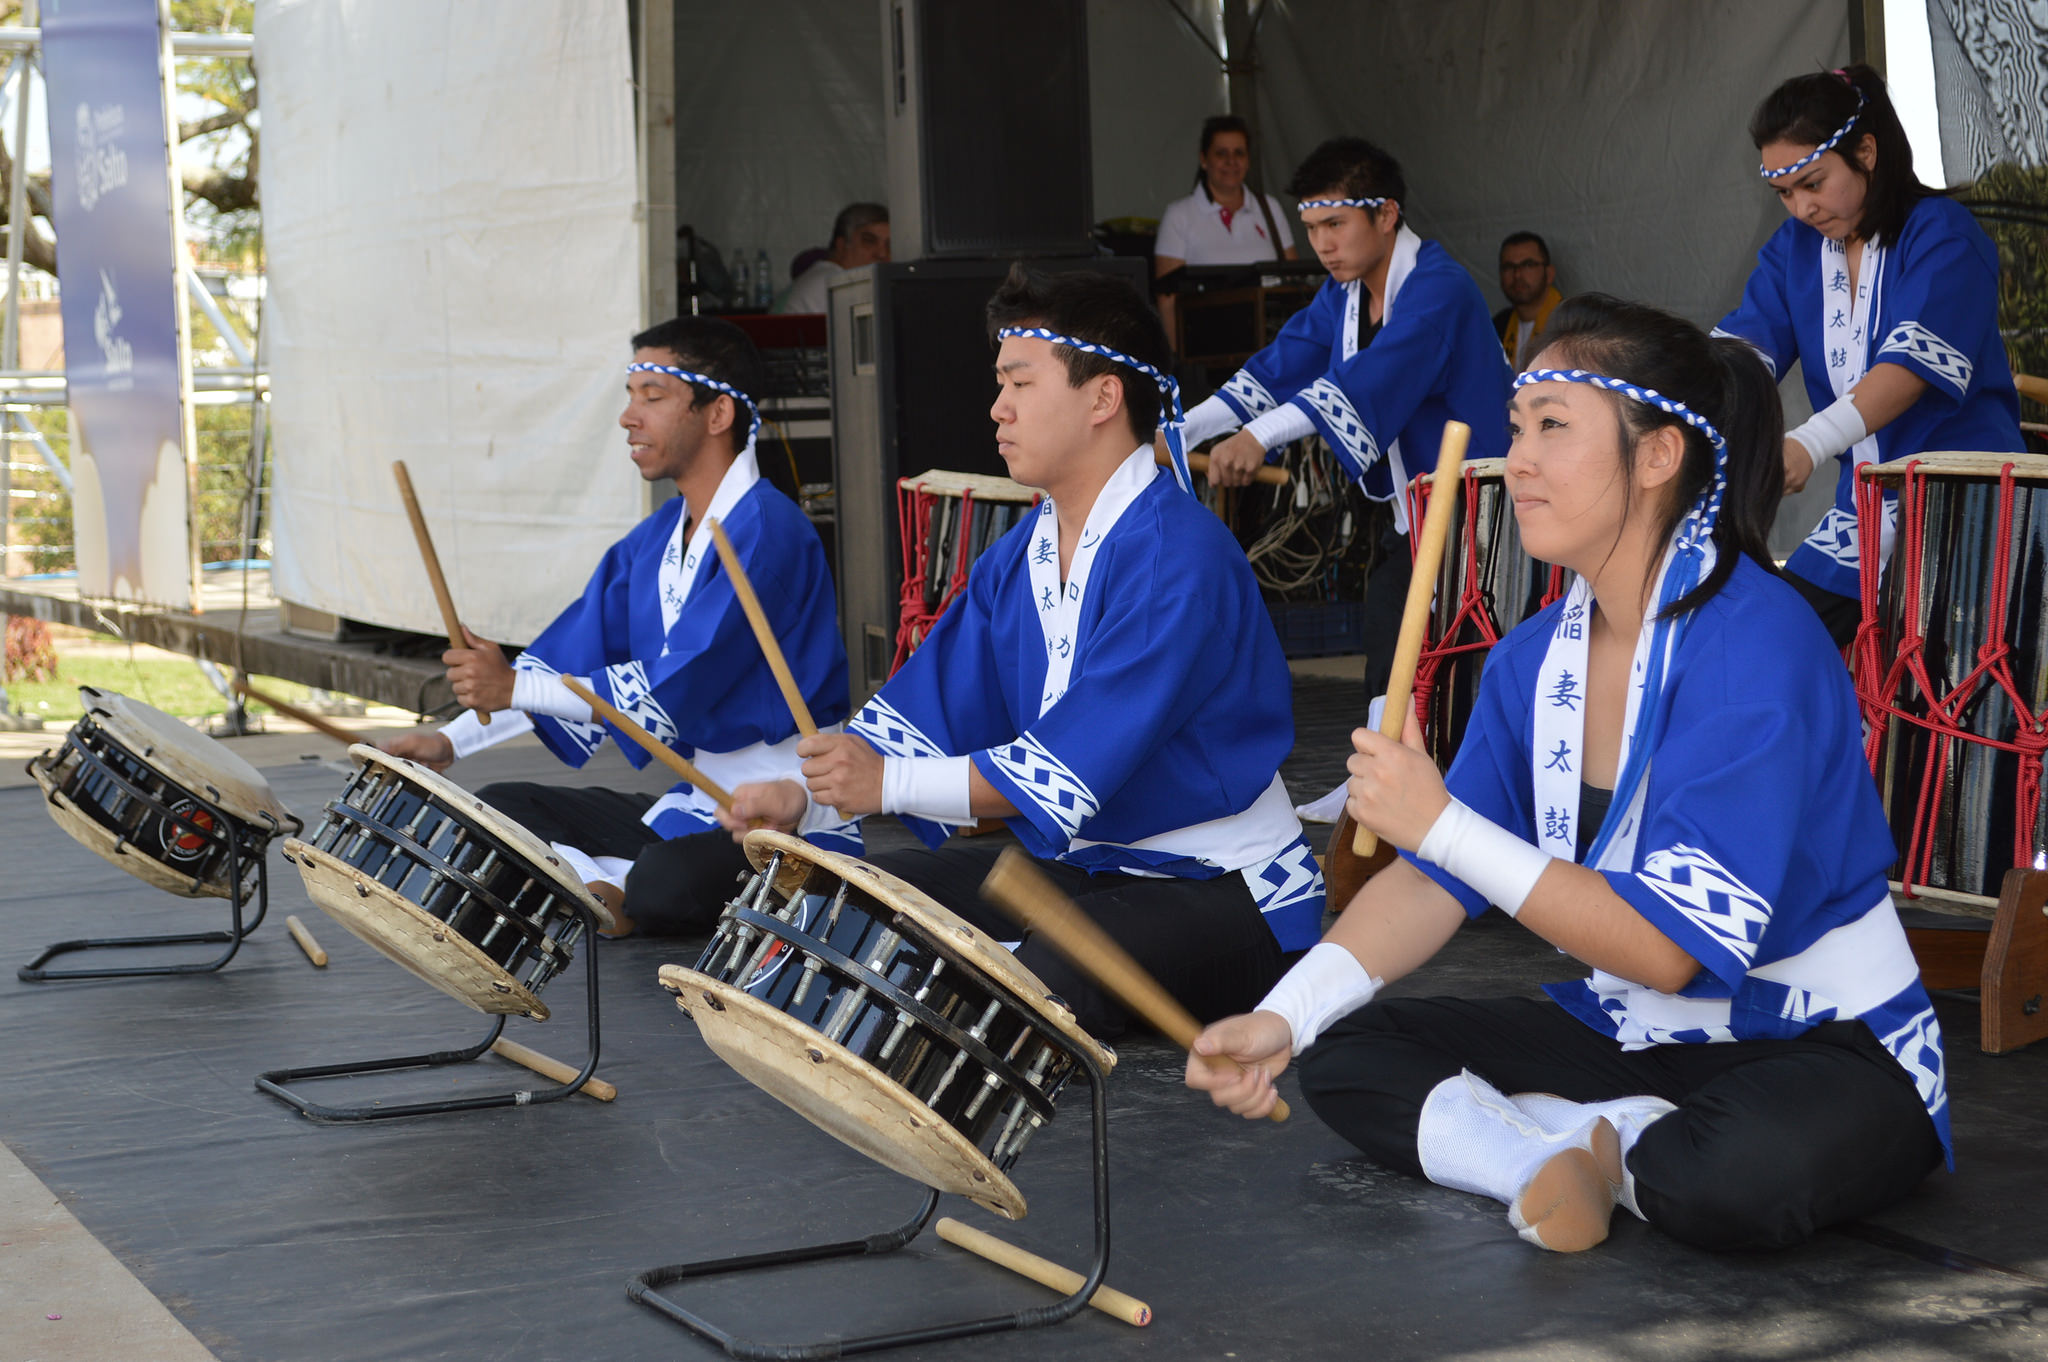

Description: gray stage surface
[3,682,2046,1361]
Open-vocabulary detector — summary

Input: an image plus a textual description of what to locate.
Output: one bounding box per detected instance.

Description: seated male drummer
[382,316,857,936]
[723,266,1323,1040]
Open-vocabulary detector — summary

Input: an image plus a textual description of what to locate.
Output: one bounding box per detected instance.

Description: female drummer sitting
[1187,293,1949,1253]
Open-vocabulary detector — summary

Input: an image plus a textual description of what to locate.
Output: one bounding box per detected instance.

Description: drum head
[78,686,295,829]
[662,966,1030,1219]
[30,755,226,898]
[1860,451,2048,483]
[287,839,552,1019]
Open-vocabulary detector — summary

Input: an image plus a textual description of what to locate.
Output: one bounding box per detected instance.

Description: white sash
[656,446,761,644]
[1026,447,1156,716]
[1814,236,1893,568]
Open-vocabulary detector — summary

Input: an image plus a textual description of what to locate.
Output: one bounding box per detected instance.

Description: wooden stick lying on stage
[981,847,1289,1122]
[231,677,368,747]
[285,914,328,967]
[392,458,487,725]
[1352,420,1469,859]
[490,1036,618,1102]
[1155,449,1290,486]
[934,1217,1151,1327]
[707,519,817,736]
[558,675,735,812]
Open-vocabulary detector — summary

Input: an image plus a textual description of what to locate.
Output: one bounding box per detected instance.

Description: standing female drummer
[1715,64,2023,645]
[1186,294,1949,1254]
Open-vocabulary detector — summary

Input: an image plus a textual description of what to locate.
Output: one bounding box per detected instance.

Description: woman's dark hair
[985,263,1168,442]
[1532,293,1784,617]
[1286,138,1406,220]
[1749,63,1938,244]
[1193,114,1251,192]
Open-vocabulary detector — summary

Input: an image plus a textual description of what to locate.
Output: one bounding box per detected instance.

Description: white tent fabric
[257,0,643,644]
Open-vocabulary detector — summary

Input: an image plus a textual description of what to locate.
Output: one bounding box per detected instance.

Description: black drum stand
[626,1043,1113,1359]
[253,904,605,1121]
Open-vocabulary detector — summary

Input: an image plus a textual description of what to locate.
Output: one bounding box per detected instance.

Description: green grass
[5,654,316,722]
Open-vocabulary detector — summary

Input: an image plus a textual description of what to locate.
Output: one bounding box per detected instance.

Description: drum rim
[30,754,237,899]
[1860,451,2048,482]
[740,830,1115,1072]
[661,964,1030,1219]
[342,744,616,934]
[71,686,296,828]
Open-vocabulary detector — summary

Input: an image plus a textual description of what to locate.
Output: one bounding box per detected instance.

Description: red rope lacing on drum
[1405,469,1566,751]
[1852,460,2048,897]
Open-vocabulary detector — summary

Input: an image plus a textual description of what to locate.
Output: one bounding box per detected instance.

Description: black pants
[476,781,753,936]
[865,841,1288,1042]
[1782,568,1861,649]
[1360,511,1413,701]
[1298,996,1942,1251]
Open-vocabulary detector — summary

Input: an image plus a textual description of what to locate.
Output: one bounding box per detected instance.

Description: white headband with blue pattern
[627,362,760,456]
[1759,84,1866,180]
[995,325,1194,493]
[1296,197,1387,213]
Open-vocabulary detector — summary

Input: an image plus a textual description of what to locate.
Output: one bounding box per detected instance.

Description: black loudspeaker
[828,256,1150,696]
[885,0,1094,260]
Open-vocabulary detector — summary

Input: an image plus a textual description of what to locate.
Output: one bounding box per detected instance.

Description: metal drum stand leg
[625,1046,1112,1360]
[19,773,275,981]
[253,906,603,1121]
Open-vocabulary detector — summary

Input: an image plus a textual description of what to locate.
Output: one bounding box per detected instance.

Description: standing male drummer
[382,316,857,935]
[723,266,1324,1041]
[1173,137,1512,701]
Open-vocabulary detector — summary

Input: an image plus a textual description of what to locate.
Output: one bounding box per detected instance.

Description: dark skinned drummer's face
[620,346,727,484]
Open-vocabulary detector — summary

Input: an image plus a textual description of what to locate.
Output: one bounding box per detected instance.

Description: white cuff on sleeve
[1179,395,1241,449]
[1415,798,1554,917]
[1243,402,1317,451]
[1785,393,1867,468]
[443,706,533,759]
[511,669,596,723]
[1257,942,1384,1055]
[881,755,974,823]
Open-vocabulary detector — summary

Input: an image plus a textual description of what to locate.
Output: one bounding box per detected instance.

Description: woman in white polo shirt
[1155,115,1297,346]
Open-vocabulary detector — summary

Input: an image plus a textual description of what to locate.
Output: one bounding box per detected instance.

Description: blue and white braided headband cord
[994,325,1194,492]
[1296,197,1387,212]
[626,362,761,459]
[1759,86,1866,180]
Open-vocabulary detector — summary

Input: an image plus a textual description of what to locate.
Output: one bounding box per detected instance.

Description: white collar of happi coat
[657,445,760,643]
[1026,445,1157,716]
[1820,235,1885,471]
[1340,223,1421,363]
[1529,535,1716,873]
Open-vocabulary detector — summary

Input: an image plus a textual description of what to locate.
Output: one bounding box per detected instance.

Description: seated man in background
[781,202,890,314]
[1494,231,1563,369]
[383,316,856,935]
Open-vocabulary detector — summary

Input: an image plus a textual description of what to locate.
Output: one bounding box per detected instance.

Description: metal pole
[185,265,255,367]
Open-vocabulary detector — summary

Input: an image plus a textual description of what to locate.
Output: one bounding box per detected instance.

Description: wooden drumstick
[1156,449,1290,486]
[980,848,1289,1123]
[557,675,734,812]
[231,677,368,747]
[393,459,488,725]
[285,914,328,967]
[490,1037,618,1102]
[707,519,817,737]
[1352,421,1469,858]
[935,1217,1151,1327]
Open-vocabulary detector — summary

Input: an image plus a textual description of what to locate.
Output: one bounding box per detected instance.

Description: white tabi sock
[1508,1090,1676,1223]
[1415,1069,1624,1252]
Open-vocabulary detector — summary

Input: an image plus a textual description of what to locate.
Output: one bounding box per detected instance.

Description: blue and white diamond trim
[848,695,948,760]
[1300,376,1382,481]
[598,660,680,749]
[1875,321,1973,395]
[1636,843,1773,972]
[1219,369,1279,421]
[984,733,1098,840]
[1759,85,1865,179]
[513,654,606,759]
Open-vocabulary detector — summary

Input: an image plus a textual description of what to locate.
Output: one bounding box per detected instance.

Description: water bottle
[729,248,751,310]
[754,248,773,309]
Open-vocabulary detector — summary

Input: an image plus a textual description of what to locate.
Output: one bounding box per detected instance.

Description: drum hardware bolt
[354,879,370,898]
[912,957,947,1005]
[807,1047,825,1064]
[878,1011,916,1061]
[432,932,447,943]
[545,855,559,867]
[702,991,725,1012]
[863,930,902,975]
[824,986,868,1045]
[821,881,852,934]
[677,1002,693,1018]
[2025,995,2041,1016]
[954,926,973,942]
[791,955,825,1007]
[491,981,512,994]
[927,1045,973,1108]
[962,1071,1003,1122]
[908,1117,921,1129]
[143,745,155,759]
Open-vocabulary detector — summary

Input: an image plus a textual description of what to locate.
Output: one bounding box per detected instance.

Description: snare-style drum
[283,745,614,1020]
[29,686,299,900]
[660,831,1116,1221]
[1407,460,1565,768]
[1855,453,2048,904]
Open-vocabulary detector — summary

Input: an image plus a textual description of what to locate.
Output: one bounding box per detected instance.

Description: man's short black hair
[831,202,889,245]
[1499,231,1550,263]
[985,265,1167,443]
[1286,137,1406,210]
[630,316,768,418]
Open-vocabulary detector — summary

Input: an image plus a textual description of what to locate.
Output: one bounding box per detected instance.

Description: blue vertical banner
[42,0,193,607]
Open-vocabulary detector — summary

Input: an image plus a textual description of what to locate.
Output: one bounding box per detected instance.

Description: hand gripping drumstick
[980,847,1290,1122]
[230,676,368,748]
[1155,449,1290,487]
[934,1217,1151,1327]
[557,675,735,812]
[707,519,817,737]
[392,459,487,725]
[1352,420,1469,859]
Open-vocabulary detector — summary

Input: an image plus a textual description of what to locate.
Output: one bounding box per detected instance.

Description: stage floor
[3,682,2046,1361]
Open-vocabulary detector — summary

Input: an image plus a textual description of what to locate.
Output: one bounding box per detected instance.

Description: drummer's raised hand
[381,730,456,773]
[719,780,807,841]
[1185,1011,1294,1120]
[798,732,884,817]
[444,626,515,714]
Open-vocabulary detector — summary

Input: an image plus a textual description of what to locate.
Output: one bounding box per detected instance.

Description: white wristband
[881,755,974,823]
[511,669,596,723]
[443,706,532,759]
[1256,942,1383,1055]
[1178,395,1240,449]
[1415,798,1554,917]
[1785,393,1867,468]
[1243,401,1317,451]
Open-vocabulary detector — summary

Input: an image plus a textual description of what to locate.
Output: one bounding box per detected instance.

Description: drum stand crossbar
[627,1047,1112,1360]
[253,906,604,1121]
[19,751,276,982]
